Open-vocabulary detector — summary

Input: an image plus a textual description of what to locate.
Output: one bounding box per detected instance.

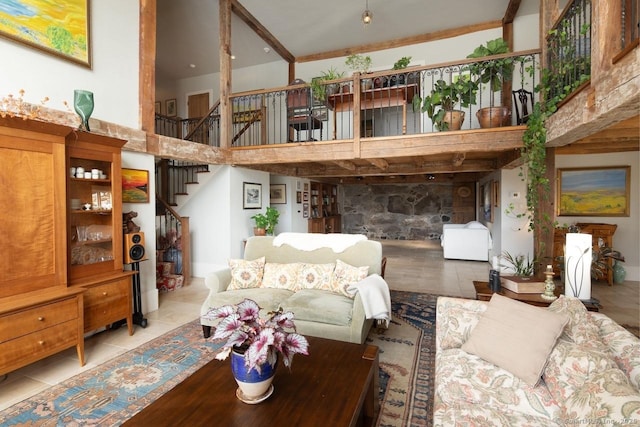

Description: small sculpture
[123,211,141,233]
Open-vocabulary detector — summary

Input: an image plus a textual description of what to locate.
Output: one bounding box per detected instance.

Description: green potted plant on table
[466,38,515,128]
[202,299,309,402]
[310,67,345,101]
[251,206,280,236]
[345,54,373,90]
[412,75,478,131]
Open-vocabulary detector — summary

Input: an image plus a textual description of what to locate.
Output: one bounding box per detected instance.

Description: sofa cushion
[297,263,335,291]
[280,290,353,326]
[436,347,562,421]
[227,257,265,290]
[461,294,568,386]
[547,296,603,350]
[332,259,369,298]
[436,297,487,351]
[262,262,302,291]
[592,314,640,390]
[204,288,294,316]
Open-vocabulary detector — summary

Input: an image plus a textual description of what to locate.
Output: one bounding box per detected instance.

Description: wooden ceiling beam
[367,158,389,170]
[332,160,357,171]
[452,152,466,167]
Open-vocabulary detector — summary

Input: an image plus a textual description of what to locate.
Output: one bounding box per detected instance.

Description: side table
[473,281,601,312]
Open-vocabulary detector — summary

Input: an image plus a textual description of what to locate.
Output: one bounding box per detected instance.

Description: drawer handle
[38,316,44,321]
[38,340,45,345]
[102,292,108,296]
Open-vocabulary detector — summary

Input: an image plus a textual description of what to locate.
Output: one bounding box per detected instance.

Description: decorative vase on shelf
[613,260,626,284]
[74,89,94,132]
[231,348,277,404]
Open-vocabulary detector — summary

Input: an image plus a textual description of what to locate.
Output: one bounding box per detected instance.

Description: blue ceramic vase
[231,349,277,402]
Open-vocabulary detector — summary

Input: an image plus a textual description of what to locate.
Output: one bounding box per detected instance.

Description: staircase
[155,160,212,291]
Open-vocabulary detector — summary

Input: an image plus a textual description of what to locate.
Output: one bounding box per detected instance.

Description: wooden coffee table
[473,280,601,311]
[123,336,379,426]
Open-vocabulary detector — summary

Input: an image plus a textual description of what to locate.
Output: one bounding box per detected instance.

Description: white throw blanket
[347,274,391,327]
[272,232,367,253]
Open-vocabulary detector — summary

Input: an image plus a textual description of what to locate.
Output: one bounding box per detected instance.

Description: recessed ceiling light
[189,63,196,68]
[263,47,270,53]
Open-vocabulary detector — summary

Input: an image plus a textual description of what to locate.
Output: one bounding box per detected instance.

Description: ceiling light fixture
[362,0,372,25]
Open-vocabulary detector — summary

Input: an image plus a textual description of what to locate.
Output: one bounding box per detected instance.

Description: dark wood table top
[473,280,601,311]
[123,336,379,426]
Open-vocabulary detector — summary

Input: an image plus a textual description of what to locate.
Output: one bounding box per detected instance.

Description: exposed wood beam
[503,0,522,24]
[332,160,357,171]
[367,158,389,170]
[296,20,502,63]
[556,140,639,154]
[452,152,466,167]
[231,0,295,63]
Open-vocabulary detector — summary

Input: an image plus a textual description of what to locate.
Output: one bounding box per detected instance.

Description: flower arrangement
[1,90,50,120]
[203,299,309,373]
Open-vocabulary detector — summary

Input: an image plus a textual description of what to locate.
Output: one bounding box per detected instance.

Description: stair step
[174,192,188,196]
[185,181,198,185]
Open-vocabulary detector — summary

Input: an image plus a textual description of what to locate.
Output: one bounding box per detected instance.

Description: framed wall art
[270,184,286,204]
[557,166,630,216]
[154,101,161,114]
[0,0,91,67]
[243,182,262,209]
[122,168,149,203]
[482,181,492,222]
[166,99,177,117]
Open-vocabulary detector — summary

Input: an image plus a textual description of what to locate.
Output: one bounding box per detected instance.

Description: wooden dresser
[0,117,133,375]
[553,223,617,286]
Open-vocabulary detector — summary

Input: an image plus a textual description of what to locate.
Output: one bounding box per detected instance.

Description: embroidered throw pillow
[297,263,336,291]
[331,259,369,298]
[262,262,302,291]
[227,256,265,290]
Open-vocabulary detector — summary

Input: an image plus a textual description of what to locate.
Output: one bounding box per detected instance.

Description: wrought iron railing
[546,0,592,102]
[156,196,190,282]
[155,159,209,206]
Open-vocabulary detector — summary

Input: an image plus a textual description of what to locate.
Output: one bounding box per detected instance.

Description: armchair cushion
[228,257,265,290]
[297,262,335,291]
[331,259,369,298]
[262,262,302,291]
[461,294,568,385]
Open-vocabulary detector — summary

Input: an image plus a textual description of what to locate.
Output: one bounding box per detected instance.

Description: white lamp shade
[564,233,592,300]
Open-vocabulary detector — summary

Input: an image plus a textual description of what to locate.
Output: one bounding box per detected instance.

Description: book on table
[500,275,545,294]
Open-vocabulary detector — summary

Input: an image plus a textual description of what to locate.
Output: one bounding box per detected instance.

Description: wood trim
[296,20,502,63]
[139,0,156,134]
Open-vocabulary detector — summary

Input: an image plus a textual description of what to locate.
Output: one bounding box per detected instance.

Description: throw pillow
[261,262,302,291]
[227,256,265,290]
[331,259,369,298]
[461,293,569,386]
[297,263,335,291]
[547,295,603,351]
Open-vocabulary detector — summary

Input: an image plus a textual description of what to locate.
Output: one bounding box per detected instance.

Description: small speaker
[124,232,147,263]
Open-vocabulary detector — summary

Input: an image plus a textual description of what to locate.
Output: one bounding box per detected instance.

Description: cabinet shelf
[71,209,113,215]
[73,239,112,246]
[70,177,111,184]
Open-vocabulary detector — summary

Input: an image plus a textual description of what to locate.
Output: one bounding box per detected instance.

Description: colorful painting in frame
[0,0,91,67]
[122,169,150,203]
[557,166,630,216]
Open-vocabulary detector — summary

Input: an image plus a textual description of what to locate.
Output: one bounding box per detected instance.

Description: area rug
[0,290,436,427]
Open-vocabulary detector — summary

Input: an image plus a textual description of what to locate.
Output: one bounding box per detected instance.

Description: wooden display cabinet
[66,132,134,334]
[308,182,341,233]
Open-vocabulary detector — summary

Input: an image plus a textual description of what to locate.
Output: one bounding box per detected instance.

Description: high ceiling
[156,0,540,80]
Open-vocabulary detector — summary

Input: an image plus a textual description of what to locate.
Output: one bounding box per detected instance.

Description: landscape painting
[557,166,630,216]
[122,169,149,203]
[0,0,91,67]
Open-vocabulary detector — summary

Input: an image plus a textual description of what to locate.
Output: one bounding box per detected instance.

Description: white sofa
[200,235,387,344]
[441,221,491,261]
[434,295,640,426]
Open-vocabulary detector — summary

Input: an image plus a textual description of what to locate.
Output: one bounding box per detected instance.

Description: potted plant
[251,206,280,236]
[466,38,514,128]
[202,299,309,402]
[310,67,345,101]
[389,56,412,86]
[412,75,478,131]
[345,54,373,90]
[500,251,537,276]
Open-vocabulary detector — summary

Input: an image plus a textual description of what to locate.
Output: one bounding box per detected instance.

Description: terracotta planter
[253,227,266,236]
[476,106,511,128]
[441,110,465,131]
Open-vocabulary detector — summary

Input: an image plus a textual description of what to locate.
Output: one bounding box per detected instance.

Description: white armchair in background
[441,221,492,261]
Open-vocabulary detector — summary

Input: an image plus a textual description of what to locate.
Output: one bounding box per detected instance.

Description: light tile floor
[1,240,638,411]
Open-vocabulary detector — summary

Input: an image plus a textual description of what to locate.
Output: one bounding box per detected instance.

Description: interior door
[187,92,210,144]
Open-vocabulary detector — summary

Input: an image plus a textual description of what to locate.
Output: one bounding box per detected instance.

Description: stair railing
[156,196,190,284]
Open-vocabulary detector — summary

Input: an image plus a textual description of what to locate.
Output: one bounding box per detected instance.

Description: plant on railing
[412,75,478,131]
[310,67,345,101]
[393,56,412,70]
[345,54,372,74]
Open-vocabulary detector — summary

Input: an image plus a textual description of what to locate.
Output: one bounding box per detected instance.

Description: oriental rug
[0,290,436,427]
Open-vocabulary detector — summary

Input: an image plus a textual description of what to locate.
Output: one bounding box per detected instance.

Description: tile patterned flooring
[1,240,638,411]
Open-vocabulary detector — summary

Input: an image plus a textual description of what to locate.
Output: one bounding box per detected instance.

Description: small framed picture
[270,184,286,204]
[303,203,309,218]
[243,182,262,209]
[122,168,150,203]
[303,192,309,202]
[154,101,161,114]
[166,98,177,117]
[296,191,302,204]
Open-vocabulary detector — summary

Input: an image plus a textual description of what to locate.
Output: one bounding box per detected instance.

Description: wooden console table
[553,223,617,286]
[473,280,601,312]
[326,84,419,137]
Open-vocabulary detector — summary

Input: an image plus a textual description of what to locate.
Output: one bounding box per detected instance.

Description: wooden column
[219,0,232,149]
[139,0,157,134]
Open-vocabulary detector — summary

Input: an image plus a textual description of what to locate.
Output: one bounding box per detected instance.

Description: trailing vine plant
[518,20,591,262]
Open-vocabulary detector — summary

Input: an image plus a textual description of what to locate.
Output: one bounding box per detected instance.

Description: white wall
[555,152,640,281]
[0,0,140,129]
[270,175,312,233]
[121,152,158,313]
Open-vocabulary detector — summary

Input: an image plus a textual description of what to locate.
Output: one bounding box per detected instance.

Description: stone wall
[342,183,453,240]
